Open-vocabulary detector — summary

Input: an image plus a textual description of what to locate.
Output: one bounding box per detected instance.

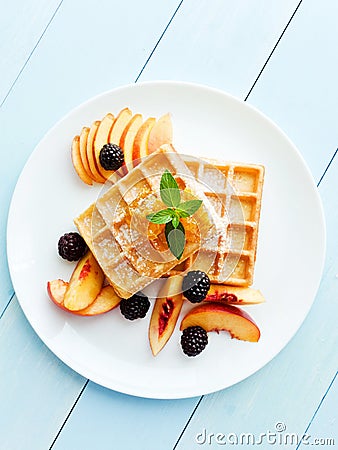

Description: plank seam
[135,0,184,83]
[296,371,337,450]
[0,0,64,109]
[0,291,15,321]
[245,0,303,102]
[317,148,338,187]
[49,379,89,449]
[172,395,204,450]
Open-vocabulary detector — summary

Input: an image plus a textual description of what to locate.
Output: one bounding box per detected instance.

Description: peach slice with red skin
[47,279,69,311]
[149,275,184,356]
[205,285,265,306]
[63,251,105,311]
[47,280,120,315]
[180,303,260,342]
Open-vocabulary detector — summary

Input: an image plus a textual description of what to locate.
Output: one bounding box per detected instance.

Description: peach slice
[180,303,260,342]
[63,251,104,311]
[77,285,121,316]
[71,135,93,185]
[147,113,173,154]
[47,279,69,311]
[149,276,184,356]
[86,121,106,183]
[132,117,156,166]
[79,126,93,182]
[108,107,133,145]
[205,285,265,306]
[93,113,115,180]
[120,113,143,172]
[107,108,133,175]
[47,280,120,315]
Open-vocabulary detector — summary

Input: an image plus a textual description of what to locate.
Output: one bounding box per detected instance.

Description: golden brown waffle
[74,145,222,298]
[167,156,265,286]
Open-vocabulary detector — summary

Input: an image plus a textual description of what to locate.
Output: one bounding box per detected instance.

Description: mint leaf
[171,214,180,228]
[165,221,185,242]
[175,209,190,219]
[161,188,181,209]
[160,170,181,207]
[146,209,175,224]
[165,221,186,260]
[177,200,202,217]
[160,170,179,191]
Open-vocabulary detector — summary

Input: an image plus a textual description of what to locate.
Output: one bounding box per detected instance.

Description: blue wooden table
[1,1,337,449]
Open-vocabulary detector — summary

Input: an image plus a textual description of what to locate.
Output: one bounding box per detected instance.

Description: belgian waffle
[74,145,221,298]
[167,156,265,286]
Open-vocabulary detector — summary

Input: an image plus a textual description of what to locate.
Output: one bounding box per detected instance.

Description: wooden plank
[0,0,61,105]
[51,383,200,450]
[174,153,338,448]
[248,0,338,181]
[298,373,337,449]
[0,297,85,450]
[138,0,299,98]
[0,0,182,314]
[1,2,333,450]
[0,0,62,323]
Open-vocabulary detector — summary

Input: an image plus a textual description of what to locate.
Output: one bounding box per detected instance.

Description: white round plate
[7,81,325,399]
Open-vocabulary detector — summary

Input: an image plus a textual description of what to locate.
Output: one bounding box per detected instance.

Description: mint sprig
[146,170,202,260]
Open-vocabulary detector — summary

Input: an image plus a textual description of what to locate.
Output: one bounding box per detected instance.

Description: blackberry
[99,143,124,171]
[119,293,150,320]
[58,232,88,261]
[181,326,208,357]
[182,270,210,303]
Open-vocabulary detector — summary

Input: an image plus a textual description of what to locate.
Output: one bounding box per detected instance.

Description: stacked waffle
[168,156,264,286]
[75,145,264,298]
